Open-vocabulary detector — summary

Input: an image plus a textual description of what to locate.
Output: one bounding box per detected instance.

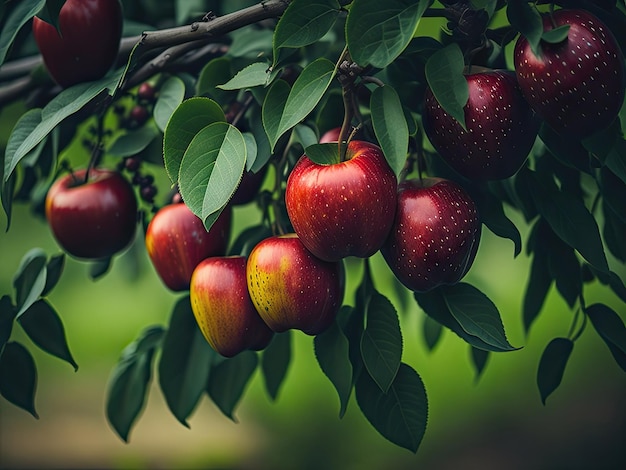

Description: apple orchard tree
[1,0,626,454]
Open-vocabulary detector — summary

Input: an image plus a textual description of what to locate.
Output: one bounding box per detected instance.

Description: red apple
[514,9,625,137]
[32,0,123,88]
[319,127,341,143]
[381,178,481,292]
[45,168,137,259]
[246,234,344,335]
[145,203,231,291]
[423,69,539,181]
[190,256,273,357]
[285,140,397,262]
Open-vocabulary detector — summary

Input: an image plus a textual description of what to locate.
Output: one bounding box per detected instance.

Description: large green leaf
[106,326,164,442]
[272,0,340,63]
[13,248,47,319]
[153,76,186,132]
[360,292,402,393]
[470,346,490,382]
[178,122,246,229]
[206,351,258,421]
[586,303,626,372]
[355,362,428,453]
[314,317,353,418]
[18,299,77,371]
[424,43,469,129]
[158,296,218,426]
[261,331,291,401]
[523,249,553,334]
[0,0,45,66]
[41,254,65,297]
[263,58,336,150]
[537,337,573,405]
[346,0,429,68]
[370,85,408,177]
[162,97,226,182]
[0,341,38,418]
[218,62,272,91]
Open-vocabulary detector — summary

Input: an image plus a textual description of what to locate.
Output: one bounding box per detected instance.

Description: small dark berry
[140,185,158,203]
[124,157,142,172]
[137,82,157,102]
[129,105,150,125]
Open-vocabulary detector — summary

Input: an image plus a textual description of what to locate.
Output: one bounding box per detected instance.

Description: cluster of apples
[423,9,625,181]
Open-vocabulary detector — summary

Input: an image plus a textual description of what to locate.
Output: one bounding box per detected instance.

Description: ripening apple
[246,234,344,335]
[381,178,481,292]
[145,202,231,291]
[190,256,273,357]
[45,168,137,259]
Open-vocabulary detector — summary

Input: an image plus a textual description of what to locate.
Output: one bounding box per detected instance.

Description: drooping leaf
[207,350,258,421]
[178,122,246,229]
[0,341,38,418]
[355,362,428,453]
[470,346,490,382]
[603,202,626,263]
[13,248,47,319]
[478,185,522,257]
[158,296,218,426]
[523,250,553,334]
[89,257,112,281]
[263,58,336,150]
[546,233,582,309]
[537,337,573,405]
[442,283,518,352]
[424,43,469,129]
[261,331,291,401]
[162,97,226,182]
[314,317,353,418]
[0,0,46,66]
[18,299,77,371]
[273,0,340,62]
[106,326,164,442]
[41,254,65,297]
[370,85,409,177]
[346,0,429,69]
[0,296,16,353]
[506,0,543,58]
[586,303,626,372]
[153,76,186,132]
[422,314,443,352]
[360,292,403,393]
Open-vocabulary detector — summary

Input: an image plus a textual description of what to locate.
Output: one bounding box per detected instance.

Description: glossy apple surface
[285,140,397,262]
[145,203,231,291]
[190,256,273,357]
[381,178,481,292]
[246,234,344,335]
[45,168,137,259]
[32,0,123,88]
[319,127,341,143]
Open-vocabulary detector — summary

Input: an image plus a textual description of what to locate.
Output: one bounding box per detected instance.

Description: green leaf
[355,362,428,453]
[163,97,226,183]
[537,337,573,405]
[227,26,273,59]
[0,341,38,418]
[442,283,518,352]
[603,202,626,263]
[523,249,553,334]
[541,24,570,44]
[261,331,291,401]
[153,76,186,132]
[218,62,272,91]
[528,171,609,273]
[41,254,64,297]
[425,43,469,129]
[360,293,402,393]
[479,185,522,257]
[506,0,543,58]
[158,296,218,426]
[586,303,626,372]
[470,346,490,382]
[314,317,354,418]
[0,0,45,66]
[206,350,258,421]
[546,234,582,309]
[370,85,408,177]
[0,296,16,353]
[304,143,340,165]
[18,299,77,371]
[108,124,159,158]
[263,58,336,150]
[242,132,258,172]
[89,257,112,281]
[600,167,626,224]
[13,248,47,319]
[273,0,340,62]
[178,122,246,229]
[422,315,443,352]
[106,326,164,442]
[4,74,121,182]
[605,141,626,185]
[197,57,234,101]
[346,0,429,69]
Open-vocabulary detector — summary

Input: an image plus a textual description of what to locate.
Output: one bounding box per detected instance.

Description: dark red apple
[319,127,341,143]
[230,166,268,206]
[285,140,397,262]
[32,0,123,88]
[423,69,539,181]
[45,168,137,259]
[514,9,625,137]
[381,178,481,292]
[145,203,231,291]
[246,234,344,335]
[190,256,273,357]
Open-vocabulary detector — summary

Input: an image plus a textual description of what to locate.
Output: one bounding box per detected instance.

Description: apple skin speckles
[514,9,625,138]
[423,70,540,181]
